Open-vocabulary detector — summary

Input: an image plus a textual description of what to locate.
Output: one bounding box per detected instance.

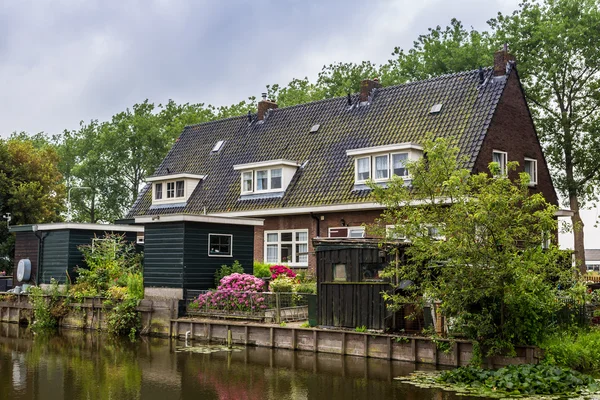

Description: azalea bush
[194,273,267,312]
[269,265,296,280]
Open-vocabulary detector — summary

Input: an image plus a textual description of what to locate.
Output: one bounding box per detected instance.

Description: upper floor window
[146,173,205,205]
[524,158,537,186]
[234,160,300,196]
[492,150,508,176]
[347,143,422,185]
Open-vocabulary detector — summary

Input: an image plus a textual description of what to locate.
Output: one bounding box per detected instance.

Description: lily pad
[175,344,244,354]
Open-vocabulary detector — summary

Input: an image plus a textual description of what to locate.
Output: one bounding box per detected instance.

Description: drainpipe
[33,226,46,286]
[310,213,320,238]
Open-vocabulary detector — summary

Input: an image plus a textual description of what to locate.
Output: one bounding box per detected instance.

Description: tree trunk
[90,194,96,223]
[569,193,586,275]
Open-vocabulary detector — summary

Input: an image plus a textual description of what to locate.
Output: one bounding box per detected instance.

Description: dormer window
[146,173,206,206]
[234,160,300,196]
[347,143,422,185]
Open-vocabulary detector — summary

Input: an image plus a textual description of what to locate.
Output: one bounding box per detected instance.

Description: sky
[0,0,597,249]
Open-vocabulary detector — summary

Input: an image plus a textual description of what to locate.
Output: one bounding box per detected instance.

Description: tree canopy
[370,137,574,353]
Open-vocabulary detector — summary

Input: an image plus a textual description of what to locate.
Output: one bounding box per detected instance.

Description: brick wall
[473,69,558,205]
[254,209,385,273]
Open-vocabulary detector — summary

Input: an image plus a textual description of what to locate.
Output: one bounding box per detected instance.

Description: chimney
[257,92,278,121]
[494,44,516,76]
[359,78,382,102]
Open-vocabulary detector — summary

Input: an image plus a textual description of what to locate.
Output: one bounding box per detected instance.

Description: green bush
[126,272,144,300]
[105,297,141,341]
[214,260,244,287]
[540,328,600,374]
[253,261,272,278]
[296,281,317,294]
[269,275,296,293]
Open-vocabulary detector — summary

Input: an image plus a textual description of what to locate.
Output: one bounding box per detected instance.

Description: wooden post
[387,336,392,360]
[411,339,417,362]
[275,293,281,324]
[364,334,369,357]
[341,332,346,355]
[291,329,296,350]
[270,327,274,348]
[313,330,318,353]
[244,326,248,345]
[454,342,460,367]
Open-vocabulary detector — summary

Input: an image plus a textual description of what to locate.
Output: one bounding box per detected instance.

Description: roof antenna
[166,167,170,174]
[478,66,484,85]
[347,93,352,106]
[247,110,252,123]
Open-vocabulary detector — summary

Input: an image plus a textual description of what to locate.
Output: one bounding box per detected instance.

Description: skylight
[430,104,443,114]
[212,140,225,152]
[310,124,320,133]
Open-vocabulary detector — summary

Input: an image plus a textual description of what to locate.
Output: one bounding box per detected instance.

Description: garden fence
[185,290,313,323]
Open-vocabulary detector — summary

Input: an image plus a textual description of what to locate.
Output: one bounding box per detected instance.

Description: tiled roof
[586,249,600,262]
[127,67,508,217]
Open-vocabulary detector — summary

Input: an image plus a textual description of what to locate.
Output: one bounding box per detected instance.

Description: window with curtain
[264,230,309,267]
[176,180,185,197]
[256,170,268,190]
[374,155,389,179]
[356,157,370,181]
[242,171,253,192]
[154,183,162,200]
[392,153,408,177]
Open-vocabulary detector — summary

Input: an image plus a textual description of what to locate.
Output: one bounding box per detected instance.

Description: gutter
[310,213,321,238]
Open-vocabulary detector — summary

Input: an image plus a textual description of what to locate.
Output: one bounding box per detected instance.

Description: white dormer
[346,143,423,184]
[233,159,300,196]
[146,173,206,205]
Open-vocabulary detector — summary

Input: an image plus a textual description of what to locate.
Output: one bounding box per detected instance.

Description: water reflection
[0,323,486,400]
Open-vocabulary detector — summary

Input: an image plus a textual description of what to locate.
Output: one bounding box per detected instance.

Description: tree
[380,18,494,85]
[490,0,600,273]
[370,137,572,353]
[0,137,65,272]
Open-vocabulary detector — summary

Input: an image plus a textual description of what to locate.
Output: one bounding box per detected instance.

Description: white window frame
[524,158,538,186]
[373,154,390,181]
[492,150,508,176]
[241,171,254,194]
[208,233,233,258]
[328,226,365,238]
[385,225,406,240]
[160,179,185,200]
[264,229,309,267]
[355,156,371,183]
[154,183,163,200]
[391,152,410,178]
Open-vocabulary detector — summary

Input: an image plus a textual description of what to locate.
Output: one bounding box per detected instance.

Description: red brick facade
[252,70,557,274]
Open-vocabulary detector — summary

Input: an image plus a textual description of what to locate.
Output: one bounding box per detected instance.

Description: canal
[0,323,489,400]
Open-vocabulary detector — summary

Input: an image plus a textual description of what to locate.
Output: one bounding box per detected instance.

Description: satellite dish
[17,259,31,282]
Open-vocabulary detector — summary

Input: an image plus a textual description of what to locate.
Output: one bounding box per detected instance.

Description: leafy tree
[370,137,573,354]
[381,18,494,85]
[0,137,65,272]
[490,0,600,272]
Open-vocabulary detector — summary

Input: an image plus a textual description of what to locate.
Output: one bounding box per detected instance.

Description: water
[0,323,486,400]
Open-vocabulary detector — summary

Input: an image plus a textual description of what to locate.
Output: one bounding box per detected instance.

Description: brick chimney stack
[257,93,278,121]
[359,78,382,102]
[494,44,516,76]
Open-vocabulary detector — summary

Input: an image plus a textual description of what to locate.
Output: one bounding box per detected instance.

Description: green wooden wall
[40,229,137,284]
[143,221,254,291]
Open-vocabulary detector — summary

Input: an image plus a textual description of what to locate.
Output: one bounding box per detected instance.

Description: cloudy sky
[1,0,597,249]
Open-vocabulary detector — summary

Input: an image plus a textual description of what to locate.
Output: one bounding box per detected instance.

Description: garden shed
[134,214,263,299]
[9,223,143,285]
[314,238,421,332]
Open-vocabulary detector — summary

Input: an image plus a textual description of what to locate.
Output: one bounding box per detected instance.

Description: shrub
[126,272,144,300]
[269,275,296,293]
[195,273,267,312]
[105,297,141,341]
[214,260,244,287]
[269,265,296,280]
[540,328,600,374]
[253,261,272,278]
[296,281,317,294]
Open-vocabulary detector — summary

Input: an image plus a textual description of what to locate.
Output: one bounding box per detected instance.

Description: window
[242,171,253,193]
[524,158,537,186]
[208,234,232,257]
[166,182,175,198]
[154,183,162,200]
[271,168,282,189]
[176,180,185,197]
[356,157,371,182]
[212,140,225,152]
[374,155,389,180]
[256,170,268,191]
[328,226,365,238]
[492,150,508,176]
[392,153,408,177]
[264,229,309,267]
[333,264,347,281]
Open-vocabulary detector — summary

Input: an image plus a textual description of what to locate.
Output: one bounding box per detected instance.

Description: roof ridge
[182,66,495,130]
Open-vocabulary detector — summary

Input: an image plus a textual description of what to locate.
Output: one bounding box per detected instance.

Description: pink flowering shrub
[269,264,296,280]
[193,273,267,312]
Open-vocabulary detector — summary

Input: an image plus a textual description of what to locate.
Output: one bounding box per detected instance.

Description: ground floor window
[265,229,308,267]
[208,234,232,257]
